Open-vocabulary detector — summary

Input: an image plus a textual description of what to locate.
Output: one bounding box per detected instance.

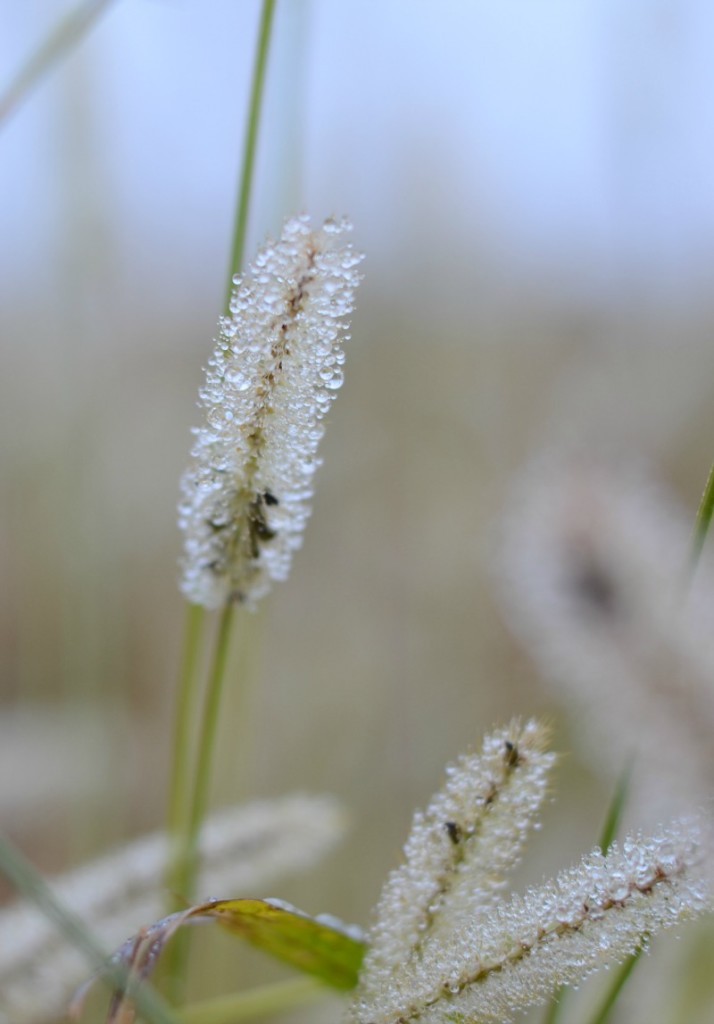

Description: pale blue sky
[3,0,714,315]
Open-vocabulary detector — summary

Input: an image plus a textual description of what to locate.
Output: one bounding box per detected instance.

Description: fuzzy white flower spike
[357,720,554,1009]
[179,215,363,609]
[351,723,713,1024]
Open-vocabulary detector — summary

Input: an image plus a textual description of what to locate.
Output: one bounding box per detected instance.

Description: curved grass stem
[164,602,237,1000]
[224,0,277,310]
[540,764,632,1024]
[183,601,237,888]
[540,989,566,1024]
[0,0,116,127]
[179,977,328,1024]
[585,948,643,1024]
[0,832,179,1024]
[690,459,714,577]
[165,602,206,900]
[163,1,277,1000]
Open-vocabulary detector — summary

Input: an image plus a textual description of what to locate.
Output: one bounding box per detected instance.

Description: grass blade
[0,832,178,1024]
[179,977,328,1024]
[224,0,277,310]
[0,0,116,127]
[111,897,364,993]
[540,765,632,1024]
[598,762,632,854]
[690,460,714,575]
[540,989,566,1024]
[585,947,644,1024]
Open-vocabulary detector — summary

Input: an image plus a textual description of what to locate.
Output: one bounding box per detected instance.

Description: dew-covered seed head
[178,215,363,609]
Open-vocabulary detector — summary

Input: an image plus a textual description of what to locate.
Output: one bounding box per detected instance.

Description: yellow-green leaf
[205,898,365,989]
[82,897,366,1022]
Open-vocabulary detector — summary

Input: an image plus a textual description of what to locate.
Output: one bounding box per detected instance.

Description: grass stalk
[577,768,641,1024]
[179,977,327,1024]
[165,602,206,899]
[584,948,643,1024]
[224,0,277,311]
[539,990,565,1024]
[163,0,277,963]
[0,0,116,126]
[541,764,632,1024]
[597,762,632,854]
[164,602,237,997]
[0,832,179,1024]
[183,601,238,890]
[690,459,714,576]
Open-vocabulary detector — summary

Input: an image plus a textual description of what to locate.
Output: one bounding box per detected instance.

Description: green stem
[165,0,277,892]
[598,761,632,854]
[163,0,276,999]
[165,602,237,999]
[0,832,179,1024]
[168,0,277,911]
[0,0,116,126]
[165,602,206,901]
[585,948,643,1024]
[224,0,277,311]
[540,990,566,1024]
[184,601,237,882]
[542,764,633,1024]
[690,460,714,576]
[179,977,327,1024]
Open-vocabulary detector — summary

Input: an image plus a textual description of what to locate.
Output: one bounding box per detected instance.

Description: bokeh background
[3,1,714,1021]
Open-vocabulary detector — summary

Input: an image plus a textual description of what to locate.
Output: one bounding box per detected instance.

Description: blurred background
[3,1,714,1021]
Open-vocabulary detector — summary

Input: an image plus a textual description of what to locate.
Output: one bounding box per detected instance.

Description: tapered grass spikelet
[351,726,712,1024]
[357,721,554,1010]
[0,795,345,1024]
[373,821,709,1024]
[179,214,363,609]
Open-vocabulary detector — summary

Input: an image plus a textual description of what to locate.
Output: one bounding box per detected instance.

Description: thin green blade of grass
[579,766,642,1024]
[584,947,644,1024]
[225,0,278,310]
[179,977,328,1024]
[166,0,278,906]
[165,601,207,890]
[540,764,632,1024]
[539,988,566,1024]
[0,0,116,126]
[690,460,714,575]
[165,0,278,999]
[598,761,632,854]
[0,832,179,1024]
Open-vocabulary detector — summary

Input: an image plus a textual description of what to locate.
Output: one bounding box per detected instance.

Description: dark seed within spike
[504,740,521,768]
[444,821,462,845]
